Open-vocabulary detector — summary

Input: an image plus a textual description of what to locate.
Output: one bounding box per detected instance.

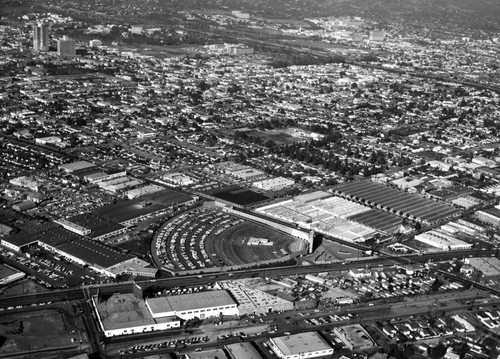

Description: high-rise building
[32,23,49,51]
[57,36,76,57]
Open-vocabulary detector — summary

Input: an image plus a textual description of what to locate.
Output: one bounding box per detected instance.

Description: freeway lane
[0,248,496,308]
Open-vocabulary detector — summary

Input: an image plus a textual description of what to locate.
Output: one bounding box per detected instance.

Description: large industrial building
[146,290,238,321]
[93,290,239,337]
[93,199,169,226]
[94,190,195,226]
[219,279,294,315]
[92,293,181,337]
[0,223,145,278]
[55,213,126,241]
[268,332,334,359]
[475,208,500,227]
[256,191,377,242]
[414,230,473,251]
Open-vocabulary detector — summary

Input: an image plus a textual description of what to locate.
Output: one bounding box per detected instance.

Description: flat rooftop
[57,238,133,269]
[142,189,194,206]
[59,160,96,173]
[67,213,125,238]
[0,264,22,279]
[2,223,79,249]
[147,290,236,315]
[95,293,156,331]
[225,342,263,359]
[271,332,332,356]
[334,324,374,349]
[185,348,227,359]
[94,199,168,223]
[3,222,132,269]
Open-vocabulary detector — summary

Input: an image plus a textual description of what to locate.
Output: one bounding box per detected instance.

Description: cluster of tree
[483,118,500,129]
[268,142,386,179]
[269,53,344,68]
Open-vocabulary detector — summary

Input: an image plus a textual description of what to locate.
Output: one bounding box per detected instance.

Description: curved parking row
[154,208,297,272]
[155,208,244,271]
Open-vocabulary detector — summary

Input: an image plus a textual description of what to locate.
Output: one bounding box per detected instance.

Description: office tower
[32,23,49,51]
[57,36,76,57]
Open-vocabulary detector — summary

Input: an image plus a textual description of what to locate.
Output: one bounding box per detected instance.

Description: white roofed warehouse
[146,290,238,321]
[92,293,181,337]
[269,332,334,359]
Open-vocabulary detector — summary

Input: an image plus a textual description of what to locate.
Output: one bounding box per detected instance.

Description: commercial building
[98,176,143,193]
[475,209,500,227]
[414,230,473,251]
[466,257,500,277]
[56,213,126,241]
[232,168,266,181]
[92,292,180,337]
[59,161,96,173]
[163,173,195,187]
[106,257,158,278]
[269,332,334,359]
[187,348,228,359]
[54,218,92,236]
[32,23,49,51]
[220,279,294,315]
[0,264,25,286]
[84,171,127,184]
[332,324,375,351]
[225,342,263,359]
[57,35,76,57]
[94,199,169,226]
[1,223,135,277]
[253,177,295,191]
[215,162,266,181]
[125,184,165,199]
[35,136,62,145]
[9,176,42,192]
[146,290,238,321]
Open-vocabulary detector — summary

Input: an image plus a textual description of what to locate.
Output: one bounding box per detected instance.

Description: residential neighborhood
[1,0,500,358]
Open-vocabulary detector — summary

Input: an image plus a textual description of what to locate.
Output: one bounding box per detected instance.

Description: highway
[0,247,497,309]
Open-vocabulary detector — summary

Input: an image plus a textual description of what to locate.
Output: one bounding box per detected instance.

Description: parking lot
[153,207,299,272]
